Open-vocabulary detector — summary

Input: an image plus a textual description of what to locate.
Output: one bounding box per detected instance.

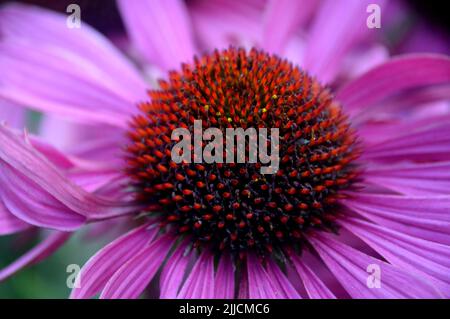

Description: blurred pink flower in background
[0,0,449,298]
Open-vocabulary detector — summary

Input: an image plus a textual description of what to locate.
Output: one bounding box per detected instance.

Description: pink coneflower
[0,0,449,299]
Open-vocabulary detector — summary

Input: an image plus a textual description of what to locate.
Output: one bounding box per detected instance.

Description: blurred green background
[0,231,111,298]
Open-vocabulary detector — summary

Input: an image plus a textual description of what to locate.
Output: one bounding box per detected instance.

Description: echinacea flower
[1,0,449,299]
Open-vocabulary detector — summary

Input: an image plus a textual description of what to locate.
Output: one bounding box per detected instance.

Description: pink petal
[340,217,450,295]
[363,161,450,196]
[336,54,450,117]
[0,4,147,127]
[361,123,450,162]
[38,115,126,167]
[189,0,264,51]
[0,165,86,230]
[290,254,336,299]
[177,250,215,299]
[309,232,442,298]
[117,0,197,71]
[71,223,157,299]
[0,125,136,228]
[159,239,193,299]
[0,3,146,91]
[215,253,235,299]
[265,259,301,299]
[0,199,30,235]
[262,0,318,54]
[100,234,175,299]
[343,193,450,245]
[0,231,71,281]
[354,84,450,124]
[303,0,386,83]
[0,98,25,129]
[246,253,280,299]
[357,114,450,146]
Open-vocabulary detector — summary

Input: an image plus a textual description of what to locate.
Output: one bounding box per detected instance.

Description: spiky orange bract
[126,47,357,258]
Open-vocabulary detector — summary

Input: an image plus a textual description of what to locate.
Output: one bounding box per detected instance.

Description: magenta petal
[309,232,442,298]
[0,4,147,127]
[354,84,450,124]
[0,165,86,230]
[215,253,235,299]
[0,199,30,235]
[0,125,136,227]
[159,239,192,299]
[343,193,450,245]
[0,231,71,281]
[265,259,301,299]
[177,250,215,299]
[340,217,450,296]
[364,162,450,196]
[0,3,146,93]
[262,0,318,54]
[71,223,157,299]
[247,253,280,299]
[0,99,25,129]
[361,122,450,162]
[337,54,450,117]
[189,0,263,51]
[357,114,450,147]
[290,255,336,299]
[100,234,175,299]
[303,0,385,83]
[117,0,197,71]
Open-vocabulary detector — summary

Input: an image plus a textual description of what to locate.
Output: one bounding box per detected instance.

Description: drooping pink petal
[303,0,386,83]
[71,223,157,299]
[342,192,450,245]
[0,165,86,230]
[340,217,450,295]
[0,199,30,235]
[159,239,193,299]
[0,4,147,127]
[262,0,318,54]
[0,231,71,281]
[100,234,175,299]
[336,54,450,117]
[265,259,301,299]
[309,232,442,298]
[177,250,215,299]
[246,253,280,299]
[0,125,137,228]
[215,253,235,299]
[363,161,450,196]
[29,135,75,170]
[117,0,197,71]
[290,254,336,299]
